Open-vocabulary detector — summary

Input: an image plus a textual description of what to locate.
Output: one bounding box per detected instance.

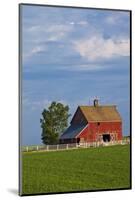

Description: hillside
[21,145,130,195]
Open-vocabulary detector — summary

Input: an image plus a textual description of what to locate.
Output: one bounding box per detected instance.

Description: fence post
[37,146,38,151]
[57,144,59,150]
[47,145,48,151]
[26,146,28,152]
[66,144,68,150]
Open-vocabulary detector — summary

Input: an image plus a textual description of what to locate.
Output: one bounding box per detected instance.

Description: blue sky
[21,5,130,145]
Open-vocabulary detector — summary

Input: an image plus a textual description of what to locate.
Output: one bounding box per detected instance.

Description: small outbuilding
[60,99,122,144]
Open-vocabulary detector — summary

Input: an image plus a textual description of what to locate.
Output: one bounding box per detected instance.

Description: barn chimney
[94,99,99,107]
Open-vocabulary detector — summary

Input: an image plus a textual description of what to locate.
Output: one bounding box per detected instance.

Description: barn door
[77,138,80,144]
[103,134,111,142]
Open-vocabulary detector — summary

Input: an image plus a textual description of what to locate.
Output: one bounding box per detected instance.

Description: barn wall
[59,138,76,144]
[75,125,89,143]
[77,121,122,142]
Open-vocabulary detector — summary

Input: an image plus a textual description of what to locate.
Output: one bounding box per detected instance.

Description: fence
[22,139,130,153]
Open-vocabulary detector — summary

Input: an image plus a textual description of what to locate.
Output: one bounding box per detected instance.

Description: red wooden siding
[60,101,123,143]
[76,121,122,142]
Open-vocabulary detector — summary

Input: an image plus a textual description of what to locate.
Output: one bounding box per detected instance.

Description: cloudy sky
[21,5,130,145]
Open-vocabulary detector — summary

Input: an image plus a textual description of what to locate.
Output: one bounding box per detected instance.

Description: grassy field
[22,145,130,195]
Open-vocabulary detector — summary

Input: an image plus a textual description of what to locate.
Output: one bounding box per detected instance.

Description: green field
[22,145,130,195]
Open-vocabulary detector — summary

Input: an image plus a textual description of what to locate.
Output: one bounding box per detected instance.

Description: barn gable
[70,107,88,125]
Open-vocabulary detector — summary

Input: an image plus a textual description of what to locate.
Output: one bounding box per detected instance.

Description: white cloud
[69,22,75,25]
[27,24,72,34]
[23,98,69,111]
[31,46,44,54]
[31,99,51,111]
[77,21,88,26]
[106,16,117,25]
[105,12,129,25]
[23,23,73,62]
[45,24,73,42]
[73,35,130,61]
[59,64,107,71]
[27,25,41,32]
[69,21,88,26]
[23,45,47,61]
[23,98,52,111]
[26,24,72,42]
[47,24,72,33]
[47,32,66,42]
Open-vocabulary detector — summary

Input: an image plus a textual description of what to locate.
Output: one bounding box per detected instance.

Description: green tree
[40,101,71,144]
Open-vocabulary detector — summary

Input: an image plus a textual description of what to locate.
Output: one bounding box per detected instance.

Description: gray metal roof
[60,124,87,139]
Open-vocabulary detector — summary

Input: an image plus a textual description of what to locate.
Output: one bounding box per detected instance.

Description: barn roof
[60,124,87,139]
[79,105,122,122]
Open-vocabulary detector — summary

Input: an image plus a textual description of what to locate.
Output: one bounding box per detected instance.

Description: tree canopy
[40,101,71,145]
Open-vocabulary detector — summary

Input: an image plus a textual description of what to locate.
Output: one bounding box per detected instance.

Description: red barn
[60,99,122,144]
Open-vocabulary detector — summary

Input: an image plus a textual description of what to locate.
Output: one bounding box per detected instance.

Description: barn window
[97,122,100,126]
